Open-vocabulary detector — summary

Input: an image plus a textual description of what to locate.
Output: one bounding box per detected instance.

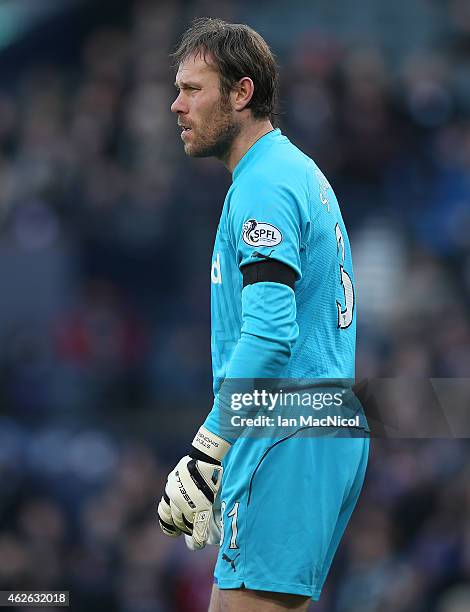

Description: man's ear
[232,77,254,112]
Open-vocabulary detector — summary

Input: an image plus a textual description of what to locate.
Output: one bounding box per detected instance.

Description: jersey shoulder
[244,135,311,184]
[232,135,336,217]
[228,136,315,217]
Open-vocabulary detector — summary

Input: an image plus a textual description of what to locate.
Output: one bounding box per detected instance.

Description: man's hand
[184,496,222,550]
[157,426,231,549]
[157,455,222,547]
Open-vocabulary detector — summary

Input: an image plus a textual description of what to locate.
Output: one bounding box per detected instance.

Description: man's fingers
[169,502,192,535]
[157,496,181,537]
[192,508,212,547]
[185,533,206,551]
[158,517,180,537]
[185,508,221,550]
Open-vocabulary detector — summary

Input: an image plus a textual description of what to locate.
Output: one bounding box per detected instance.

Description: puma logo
[222,552,240,572]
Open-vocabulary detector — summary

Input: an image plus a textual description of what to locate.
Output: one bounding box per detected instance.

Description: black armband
[241,259,297,289]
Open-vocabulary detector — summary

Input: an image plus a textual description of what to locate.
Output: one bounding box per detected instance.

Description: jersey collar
[232,128,281,181]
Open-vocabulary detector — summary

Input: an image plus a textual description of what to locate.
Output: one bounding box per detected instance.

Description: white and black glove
[184,494,222,550]
[157,426,231,549]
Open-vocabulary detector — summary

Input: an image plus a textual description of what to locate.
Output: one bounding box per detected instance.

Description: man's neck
[223,119,274,173]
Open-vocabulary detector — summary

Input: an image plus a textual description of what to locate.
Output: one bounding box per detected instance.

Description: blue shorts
[214,429,369,600]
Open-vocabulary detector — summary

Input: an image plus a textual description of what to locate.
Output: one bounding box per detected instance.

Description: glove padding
[184,495,222,550]
[157,455,223,548]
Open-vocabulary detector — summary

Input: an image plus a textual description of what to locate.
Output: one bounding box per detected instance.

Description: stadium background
[0,0,469,610]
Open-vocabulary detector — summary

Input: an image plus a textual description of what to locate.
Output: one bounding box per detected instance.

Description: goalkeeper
[158,18,369,612]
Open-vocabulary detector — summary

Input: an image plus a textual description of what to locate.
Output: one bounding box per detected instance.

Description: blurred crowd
[0,0,469,610]
[1,425,470,612]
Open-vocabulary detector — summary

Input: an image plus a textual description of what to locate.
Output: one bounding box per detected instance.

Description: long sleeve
[203,281,299,440]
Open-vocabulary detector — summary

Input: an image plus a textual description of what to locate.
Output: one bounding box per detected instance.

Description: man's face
[171,53,240,159]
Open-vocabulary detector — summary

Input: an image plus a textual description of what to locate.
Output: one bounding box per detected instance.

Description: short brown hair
[172,18,278,121]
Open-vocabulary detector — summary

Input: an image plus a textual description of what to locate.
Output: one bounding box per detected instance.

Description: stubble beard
[186,96,241,161]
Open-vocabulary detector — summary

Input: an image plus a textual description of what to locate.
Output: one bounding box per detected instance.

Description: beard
[185,95,241,160]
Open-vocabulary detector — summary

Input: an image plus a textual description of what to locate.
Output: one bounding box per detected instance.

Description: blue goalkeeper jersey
[209,128,355,400]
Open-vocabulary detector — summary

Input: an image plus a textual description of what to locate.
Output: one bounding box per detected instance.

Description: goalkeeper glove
[157,426,231,549]
[184,496,222,550]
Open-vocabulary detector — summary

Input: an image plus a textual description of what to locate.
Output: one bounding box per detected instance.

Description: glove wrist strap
[192,426,231,463]
[190,446,220,465]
